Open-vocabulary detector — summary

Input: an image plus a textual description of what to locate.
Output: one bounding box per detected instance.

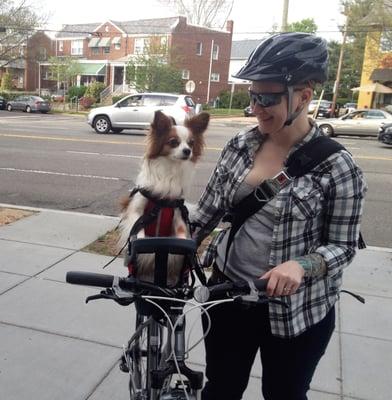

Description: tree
[126,39,183,93]
[48,56,82,93]
[0,0,46,67]
[158,0,234,28]
[1,71,13,90]
[286,18,317,33]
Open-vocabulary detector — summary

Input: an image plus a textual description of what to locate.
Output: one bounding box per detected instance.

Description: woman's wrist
[293,253,327,278]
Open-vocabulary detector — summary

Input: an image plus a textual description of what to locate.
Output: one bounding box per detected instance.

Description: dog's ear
[185,112,210,135]
[151,110,172,134]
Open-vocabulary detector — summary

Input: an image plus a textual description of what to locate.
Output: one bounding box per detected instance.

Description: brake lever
[85,288,135,306]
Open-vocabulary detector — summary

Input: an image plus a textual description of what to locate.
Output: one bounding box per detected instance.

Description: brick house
[0,31,55,91]
[51,16,233,103]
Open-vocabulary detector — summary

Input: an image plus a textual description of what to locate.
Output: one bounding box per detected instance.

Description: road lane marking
[0,167,120,181]
[0,133,223,151]
[67,150,142,159]
[354,155,392,161]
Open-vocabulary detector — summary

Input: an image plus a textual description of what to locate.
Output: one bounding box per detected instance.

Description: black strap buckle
[254,170,291,202]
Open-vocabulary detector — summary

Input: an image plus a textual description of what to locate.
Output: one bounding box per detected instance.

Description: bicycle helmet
[233,32,328,84]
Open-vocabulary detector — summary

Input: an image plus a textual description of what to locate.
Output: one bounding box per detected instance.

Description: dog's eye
[167,138,180,148]
[187,138,195,147]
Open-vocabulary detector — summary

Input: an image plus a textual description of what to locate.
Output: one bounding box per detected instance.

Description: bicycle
[66,237,276,400]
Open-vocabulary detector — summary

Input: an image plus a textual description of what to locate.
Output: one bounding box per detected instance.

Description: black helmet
[233,32,328,85]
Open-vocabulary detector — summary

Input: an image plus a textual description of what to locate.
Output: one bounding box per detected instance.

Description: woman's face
[249,81,297,135]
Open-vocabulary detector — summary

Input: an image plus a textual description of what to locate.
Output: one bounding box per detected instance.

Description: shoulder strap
[222,135,347,273]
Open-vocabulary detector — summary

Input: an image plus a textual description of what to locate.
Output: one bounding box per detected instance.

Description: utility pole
[281,0,289,32]
[331,23,348,117]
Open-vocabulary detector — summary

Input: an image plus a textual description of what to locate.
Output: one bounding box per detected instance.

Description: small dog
[119,110,209,286]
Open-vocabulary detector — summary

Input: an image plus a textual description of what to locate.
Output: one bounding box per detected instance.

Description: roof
[55,23,100,38]
[370,68,392,82]
[230,39,263,59]
[78,63,106,75]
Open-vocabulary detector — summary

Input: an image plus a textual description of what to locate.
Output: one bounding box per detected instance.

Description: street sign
[185,80,196,94]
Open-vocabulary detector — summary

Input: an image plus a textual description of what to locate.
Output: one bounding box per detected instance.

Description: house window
[71,40,83,55]
[38,47,47,61]
[134,37,149,54]
[114,43,121,50]
[182,69,190,80]
[91,47,100,55]
[160,36,167,48]
[380,31,392,52]
[104,46,110,54]
[211,72,220,82]
[212,44,219,60]
[58,40,64,52]
[196,42,202,55]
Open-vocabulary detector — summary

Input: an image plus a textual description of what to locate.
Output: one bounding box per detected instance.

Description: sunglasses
[248,90,288,108]
[248,88,304,108]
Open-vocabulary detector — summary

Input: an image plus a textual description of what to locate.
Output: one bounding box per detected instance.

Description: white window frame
[211,72,220,82]
[134,37,149,54]
[114,43,121,50]
[182,69,190,80]
[196,42,203,56]
[380,31,392,52]
[71,40,83,56]
[58,40,64,52]
[212,44,219,60]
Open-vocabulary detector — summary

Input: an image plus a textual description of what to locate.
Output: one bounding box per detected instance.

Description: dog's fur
[119,110,209,285]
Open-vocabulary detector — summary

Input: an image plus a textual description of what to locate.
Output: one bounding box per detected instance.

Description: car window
[119,95,142,107]
[185,96,195,107]
[365,110,385,119]
[160,95,177,106]
[344,111,366,120]
[142,95,162,106]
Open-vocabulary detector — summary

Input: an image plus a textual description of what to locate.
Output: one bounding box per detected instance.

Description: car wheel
[111,128,123,134]
[26,106,31,113]
[7,104,12,112]
[93,115,111,134]
[319,124,335,137]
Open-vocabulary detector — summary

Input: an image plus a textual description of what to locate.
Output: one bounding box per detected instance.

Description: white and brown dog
[118,110,209,285]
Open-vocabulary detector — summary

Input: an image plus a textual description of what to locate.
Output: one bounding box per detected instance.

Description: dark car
[308,100,339,118]
[6,95,51,113]
[0,96,6,110]
[244,105,255,117]
[378,122,392,145]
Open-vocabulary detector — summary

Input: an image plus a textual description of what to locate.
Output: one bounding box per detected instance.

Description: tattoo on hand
[294,253,327,277]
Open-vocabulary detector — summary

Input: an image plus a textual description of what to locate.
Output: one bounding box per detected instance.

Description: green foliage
[48,56,82,91]
[84,82,106,102]
[0,90,38,100]
[1,72,13,90]
[126,39,183,93]
[217,90,250,109]
[287,18,318,33]
[68,85,86,99]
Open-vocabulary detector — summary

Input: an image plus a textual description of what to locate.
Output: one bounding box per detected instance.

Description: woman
[191,33,367,400]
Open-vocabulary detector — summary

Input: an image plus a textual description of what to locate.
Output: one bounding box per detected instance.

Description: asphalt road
[0,111,391,248]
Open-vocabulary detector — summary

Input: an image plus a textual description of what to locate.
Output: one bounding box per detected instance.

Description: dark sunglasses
[248,90,288,108]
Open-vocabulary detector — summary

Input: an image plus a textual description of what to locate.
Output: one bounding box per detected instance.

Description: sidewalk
[0,204,391,400]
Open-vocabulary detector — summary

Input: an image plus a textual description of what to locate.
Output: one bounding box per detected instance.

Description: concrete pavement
[0,203,391,400]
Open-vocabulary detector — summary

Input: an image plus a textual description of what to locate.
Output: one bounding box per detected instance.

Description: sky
[33,0,346,42]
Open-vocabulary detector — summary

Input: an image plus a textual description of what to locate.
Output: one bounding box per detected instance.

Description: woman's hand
[260,261,305,297]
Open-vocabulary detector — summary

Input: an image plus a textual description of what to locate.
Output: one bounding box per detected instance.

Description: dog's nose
[182,148,191,157]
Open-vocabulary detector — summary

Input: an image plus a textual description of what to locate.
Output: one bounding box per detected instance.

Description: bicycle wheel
[121,312,163,400]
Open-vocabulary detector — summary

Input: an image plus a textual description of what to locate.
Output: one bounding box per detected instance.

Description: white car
[318,109,392,137]
[87,93,197,134]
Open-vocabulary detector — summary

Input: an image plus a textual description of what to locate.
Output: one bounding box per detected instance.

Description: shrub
[79,96,95,110]
[1,73,13,91]
[217,90,250,109]
[84,82,106,102]
[68,85,87,99]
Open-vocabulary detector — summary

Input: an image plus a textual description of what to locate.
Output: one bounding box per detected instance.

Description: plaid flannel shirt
[191,124,367,338]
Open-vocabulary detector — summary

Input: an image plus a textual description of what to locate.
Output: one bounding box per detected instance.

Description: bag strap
[222,136,347,273]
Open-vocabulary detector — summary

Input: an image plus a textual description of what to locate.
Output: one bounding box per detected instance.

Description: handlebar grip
[253,279,268,291]
[66,271,115,288]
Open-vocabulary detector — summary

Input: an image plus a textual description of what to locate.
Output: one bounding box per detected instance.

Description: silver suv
[87,93,196,134]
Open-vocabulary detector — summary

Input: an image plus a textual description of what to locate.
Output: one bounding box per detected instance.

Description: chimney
[226,20,234,34]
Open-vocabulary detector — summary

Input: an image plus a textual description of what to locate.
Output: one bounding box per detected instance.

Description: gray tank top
[215,180,276,281]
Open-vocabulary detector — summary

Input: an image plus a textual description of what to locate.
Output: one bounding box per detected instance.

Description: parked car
[0,96,6,110]
[6,95,51,113]
[308,100,339,118]
[378,122,392,145]
[243,105,255,117]
[87,93,197,134]
[318,109,392,137]
[343,102,357,114]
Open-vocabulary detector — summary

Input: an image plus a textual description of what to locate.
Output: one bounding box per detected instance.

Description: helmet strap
[284,86,303,126]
